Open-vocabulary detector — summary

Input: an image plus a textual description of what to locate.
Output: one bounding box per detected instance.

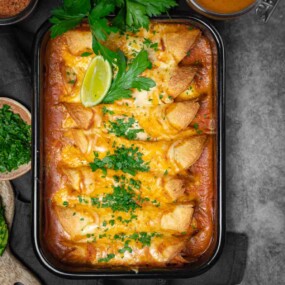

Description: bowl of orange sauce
[186,0,257,19]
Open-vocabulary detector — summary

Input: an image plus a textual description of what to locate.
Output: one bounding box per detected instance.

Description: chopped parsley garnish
[100,184,140,212]
[114,233,127,241]
[193,123,199,130]
[121,213,138,224]
[90,145,150,176]
[114,232,163,248]
[143,38,158,51]
[107,117,144,140]
[0,104,31,173]
[129,178,141,189]
[98,253,115,263]
[193,123,203,134]
[90,176,141,212]
[118,240,132,254]
[151,200,160,207]
[133,232,154,247]
[102,106,114,115]
[62,201,69,207]
[78,196,88,204]
[89,175,154,214]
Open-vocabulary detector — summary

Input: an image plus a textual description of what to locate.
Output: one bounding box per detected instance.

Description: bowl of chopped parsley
[0,98,31,180]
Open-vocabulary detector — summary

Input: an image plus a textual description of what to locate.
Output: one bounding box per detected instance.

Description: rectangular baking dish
[32,15,225,278]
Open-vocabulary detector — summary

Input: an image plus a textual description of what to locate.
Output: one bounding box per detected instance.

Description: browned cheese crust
[43,22,215,268]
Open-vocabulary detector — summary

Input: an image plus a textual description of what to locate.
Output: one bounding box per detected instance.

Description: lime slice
[81,55,112,107]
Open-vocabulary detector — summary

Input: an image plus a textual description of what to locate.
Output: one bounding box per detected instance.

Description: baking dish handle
[255,0,280,22]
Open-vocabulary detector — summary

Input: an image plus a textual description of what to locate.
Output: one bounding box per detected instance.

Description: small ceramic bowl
[0,0,38,26]
[186,0,280,22]
[0,98,31,181]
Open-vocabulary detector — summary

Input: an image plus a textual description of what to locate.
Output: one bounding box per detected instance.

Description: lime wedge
[81,55,112,107]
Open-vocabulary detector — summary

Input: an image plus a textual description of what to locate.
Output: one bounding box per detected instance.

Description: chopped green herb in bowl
[0,104,31,175]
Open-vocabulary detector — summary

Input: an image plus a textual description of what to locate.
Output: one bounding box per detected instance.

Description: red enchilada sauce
[195,0,256,14]
[0,0,31,18]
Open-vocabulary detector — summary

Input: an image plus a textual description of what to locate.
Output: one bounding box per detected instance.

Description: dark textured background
[0,0,284,284]
[214,3,285,284]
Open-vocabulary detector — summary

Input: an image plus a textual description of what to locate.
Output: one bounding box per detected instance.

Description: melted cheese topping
[44,22,215,268]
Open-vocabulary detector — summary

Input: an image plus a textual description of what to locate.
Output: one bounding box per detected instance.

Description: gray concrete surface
[215,3,285,285]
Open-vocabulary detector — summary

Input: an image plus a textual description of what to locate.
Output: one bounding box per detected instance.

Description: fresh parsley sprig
[103,50,156,103]
[50,0,177,38]
[113,0,177,32]
[88,0,119,64]
[50,0,161,103]
[50,0,177,63]
[50,0,91,39]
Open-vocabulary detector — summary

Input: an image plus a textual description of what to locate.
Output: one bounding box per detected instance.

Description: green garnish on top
[98,253,115,263]
[0,198,8,256]
[114,232,163,247]
[0,105,31,173]
[90,145,150,176]
[102,106,114,115]
[50,0,177,40]
[91,176,142,212]
[49,0,177,104]
[143,38,158,51]
[107,117,144,140]
[102,50,156,104]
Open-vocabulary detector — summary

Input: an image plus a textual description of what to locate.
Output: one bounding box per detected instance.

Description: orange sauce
[195,0,256,14]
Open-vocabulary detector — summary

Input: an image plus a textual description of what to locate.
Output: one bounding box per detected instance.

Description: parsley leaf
[50,0,91,38]
[113,0,177,32]
[107,117,144,140]
[103,50,156,103]
[88,0,119,64]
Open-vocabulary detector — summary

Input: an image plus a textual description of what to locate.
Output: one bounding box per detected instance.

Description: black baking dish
[32,15,225,278]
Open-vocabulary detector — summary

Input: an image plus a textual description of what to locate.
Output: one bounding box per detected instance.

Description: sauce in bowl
[194,0,256,14]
